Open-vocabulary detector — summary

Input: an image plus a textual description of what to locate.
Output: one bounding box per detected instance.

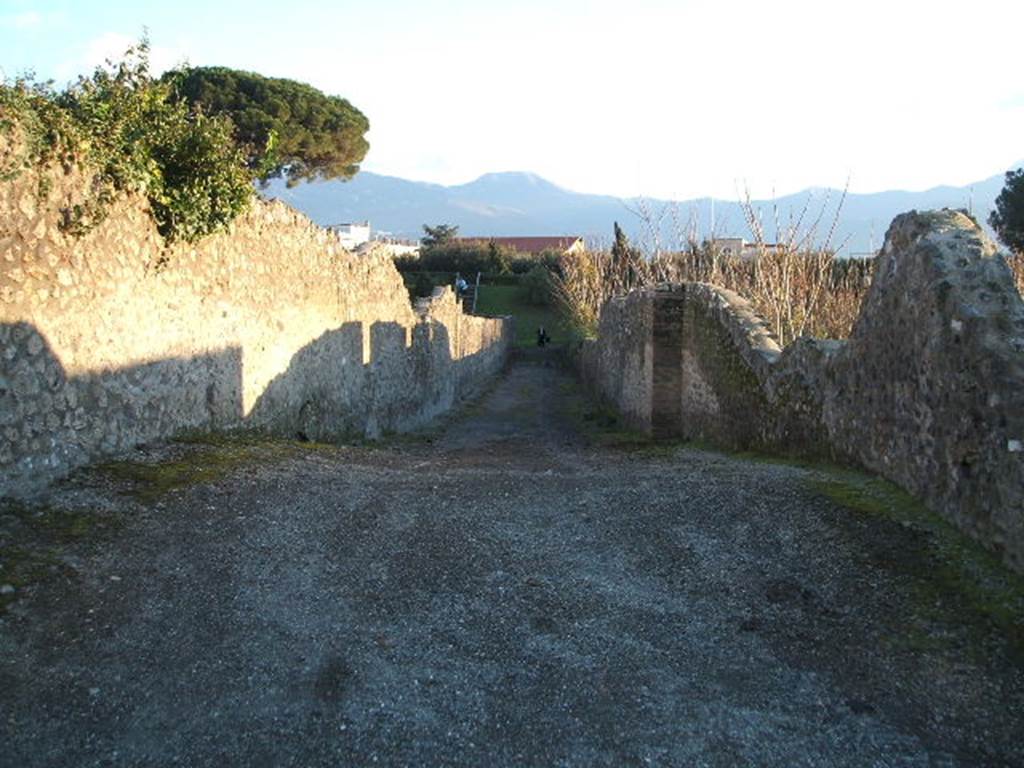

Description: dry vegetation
[555,192,872,346]
[554,192,1024,347]
[555,247,872,346]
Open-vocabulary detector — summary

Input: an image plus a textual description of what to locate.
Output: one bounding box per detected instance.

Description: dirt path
[2,351,1023,767]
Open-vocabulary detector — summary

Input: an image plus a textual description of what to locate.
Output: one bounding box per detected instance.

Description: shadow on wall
[0,312,507,498]
[248,317,496,441]
[0,321,244,498]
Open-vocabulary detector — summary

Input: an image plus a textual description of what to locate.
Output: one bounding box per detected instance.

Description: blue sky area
[2,0,1022,199]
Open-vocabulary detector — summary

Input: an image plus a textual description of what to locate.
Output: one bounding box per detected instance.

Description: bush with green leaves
[520,264,554,305]
[508,249,562,275]
[413,241,519,276]
[412,271,436,299]
[0,42,253,242]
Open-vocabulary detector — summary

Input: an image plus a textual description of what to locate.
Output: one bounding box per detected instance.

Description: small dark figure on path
[537,326,551,347]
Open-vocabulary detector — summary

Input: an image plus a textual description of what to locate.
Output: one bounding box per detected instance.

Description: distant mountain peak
[262,166,1007,253]
[475,170,545,182]
[461,171,563,191]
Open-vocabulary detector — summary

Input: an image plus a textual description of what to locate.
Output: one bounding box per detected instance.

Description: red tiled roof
[457,236,582,254]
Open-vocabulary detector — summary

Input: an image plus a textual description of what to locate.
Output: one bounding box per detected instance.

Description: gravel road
[2,351,1022,767]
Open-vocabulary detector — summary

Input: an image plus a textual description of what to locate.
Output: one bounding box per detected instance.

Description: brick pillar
[651,289,685,438]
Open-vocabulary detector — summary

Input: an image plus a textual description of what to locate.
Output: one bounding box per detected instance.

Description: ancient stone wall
[581,211,1024,571]
[0,156,511,498]
[579,291,653,432]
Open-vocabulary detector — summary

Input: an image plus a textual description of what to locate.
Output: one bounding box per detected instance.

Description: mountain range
[262,166,1019,255]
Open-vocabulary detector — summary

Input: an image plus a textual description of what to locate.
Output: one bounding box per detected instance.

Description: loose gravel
[1,352,1022,767]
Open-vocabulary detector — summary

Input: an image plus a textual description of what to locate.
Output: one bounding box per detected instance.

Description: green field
[472,284,571,348]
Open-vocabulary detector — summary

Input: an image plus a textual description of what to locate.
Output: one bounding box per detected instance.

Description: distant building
[379,242,421,258]
[710,237,784,260]
[356,240,420,259]
[328,221,371,251]
[456,236,585,256]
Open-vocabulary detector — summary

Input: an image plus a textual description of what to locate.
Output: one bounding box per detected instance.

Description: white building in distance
[329,221,371,251]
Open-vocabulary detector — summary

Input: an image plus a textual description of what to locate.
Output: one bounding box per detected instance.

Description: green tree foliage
[611,221,639,263]
[144,105,252,242]
[165,66,369,186]
[421,223,459,248]
[413,271,436,299]
[990,168,1024,254]
[520,264,553,305]
[0,41,251,242]
[610,221,642,290]
[416,240,519,276]
[411,224,555,278]
[487,241,512,275]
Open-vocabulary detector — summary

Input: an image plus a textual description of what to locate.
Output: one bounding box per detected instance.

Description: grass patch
[639,437,1024,653]
[810,472,1024,656]
[0,546,57,613]
[601,429,1024,654]
[96,456,242,503]
[173,427,345,453]
[726,448,846,473]
[96,435,307,503]
[0,500,124,614]
[0,500,122,545]
[473,284,570,348]
[172,428,273,448]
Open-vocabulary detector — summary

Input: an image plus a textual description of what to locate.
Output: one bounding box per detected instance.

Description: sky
[1,0,1022,200]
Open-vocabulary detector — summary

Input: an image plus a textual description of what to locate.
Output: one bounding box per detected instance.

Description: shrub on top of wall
[0,39,251,243]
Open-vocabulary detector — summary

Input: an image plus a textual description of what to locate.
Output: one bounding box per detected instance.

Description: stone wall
[579,290,653,432]
[0,155,511,498]
[580,210,1024,572]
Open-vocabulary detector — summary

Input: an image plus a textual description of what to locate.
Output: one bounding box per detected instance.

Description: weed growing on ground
[614,432,1024,655]
[0,500,123,613]
[810,472,1024,657]
[96,436,307,503]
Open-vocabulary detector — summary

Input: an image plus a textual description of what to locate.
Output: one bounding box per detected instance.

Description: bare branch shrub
[554,249,610,336]
[554,239,658,337]
[733,184,855,345]
[556,183,873,345]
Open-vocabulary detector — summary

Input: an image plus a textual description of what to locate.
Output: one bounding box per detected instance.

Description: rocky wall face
[675,285,779,450]
[579,291,653,432]
[0,161,511,497]
[827,211,1024,570]
[582,210,1024,571]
